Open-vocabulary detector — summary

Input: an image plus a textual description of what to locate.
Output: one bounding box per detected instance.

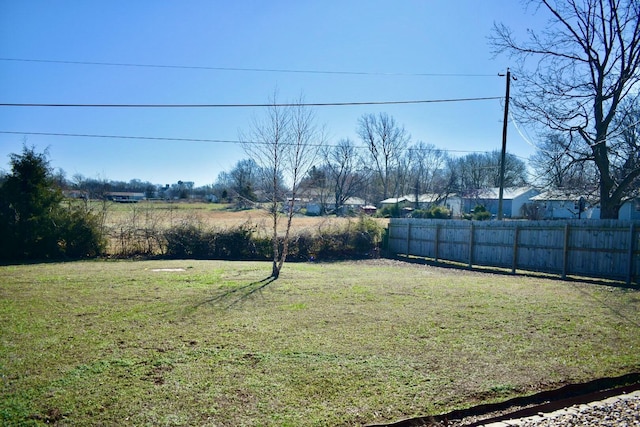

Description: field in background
[1,259,639,426]
[93,201,388,255]
[102,201,364,229]
[102,201,272,230]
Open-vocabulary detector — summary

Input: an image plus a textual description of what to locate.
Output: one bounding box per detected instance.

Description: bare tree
[529,132,598,190]
[487,151,528,188]
[241,94,323,279]
[492,0,640,218]
[449,151,528,194]
[405,141,449,208]
[324,138,370,214]
[357,113,410,200]
[455,153,489,191]
[610,98,640,193]
[298,165,331,213]
[214,158,262,207]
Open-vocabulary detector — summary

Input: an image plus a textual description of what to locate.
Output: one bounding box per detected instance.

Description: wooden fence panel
[437,223,471,264]
[469,222,516,269]
[387,219,640,284]
[566,224,633,281]
[515,225,565,274]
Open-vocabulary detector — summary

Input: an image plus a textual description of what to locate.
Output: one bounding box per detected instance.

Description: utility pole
[497,68,512,220]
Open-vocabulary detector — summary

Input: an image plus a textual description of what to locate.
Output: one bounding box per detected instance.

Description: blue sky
[0,1,546,187]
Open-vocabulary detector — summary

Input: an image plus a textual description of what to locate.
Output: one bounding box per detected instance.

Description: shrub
[142,216,384,262]
[351,216,383,254]
[429,205,451,219]
[163,222,264,260]
[464,205,492,221]
[376,204,402,218]
[308,216,383,260]
[287,231,315,261]
[58,206,106,258]
[211,223,260,260]
[163,223,212,259]
[412,205,451,219]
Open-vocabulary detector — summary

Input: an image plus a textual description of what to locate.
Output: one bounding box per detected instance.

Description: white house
[618,197,640,220]
[380,196,412,207]
[305,196,368,216]
[530,191,640,220]
[529,190,597,219]
[462,187,540,218]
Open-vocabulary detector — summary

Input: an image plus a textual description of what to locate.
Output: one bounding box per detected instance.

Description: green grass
[1,260,639,426]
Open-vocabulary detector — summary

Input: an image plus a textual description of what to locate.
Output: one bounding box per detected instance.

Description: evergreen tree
[0,146,104,260]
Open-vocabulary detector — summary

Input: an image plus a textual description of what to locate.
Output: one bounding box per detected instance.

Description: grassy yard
[1,259,639,426]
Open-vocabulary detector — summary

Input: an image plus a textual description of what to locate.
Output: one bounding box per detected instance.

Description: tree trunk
[593,129,620,219]
[599,189,621,219]
[271,260,280,279]
[599,204,620,219]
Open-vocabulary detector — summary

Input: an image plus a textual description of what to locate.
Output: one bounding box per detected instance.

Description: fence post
[434,223,440,262]
[406,222,412,258]
[468,222,474,268]
[628,223,636,285]
[512,225,519,274]
[562,224,570,279]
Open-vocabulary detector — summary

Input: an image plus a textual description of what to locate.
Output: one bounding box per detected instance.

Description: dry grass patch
[102,201,384,233]
[97,201,388,256]
[1,259,639,426]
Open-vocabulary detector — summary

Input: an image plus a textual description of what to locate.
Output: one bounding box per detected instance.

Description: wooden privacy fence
[387,219,640,284]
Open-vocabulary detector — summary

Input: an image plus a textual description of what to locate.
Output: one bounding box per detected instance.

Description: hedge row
[161,217,384,261]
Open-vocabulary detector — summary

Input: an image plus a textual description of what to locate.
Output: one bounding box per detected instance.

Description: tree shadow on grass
[566,281,640,329]
[193,276,277,310]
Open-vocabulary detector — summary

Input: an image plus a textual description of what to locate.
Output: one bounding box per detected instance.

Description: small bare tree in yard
[492,0,640,218]
[241,94,323,279]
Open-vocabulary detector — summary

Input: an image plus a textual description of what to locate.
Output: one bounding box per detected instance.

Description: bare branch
[491,0,640,217]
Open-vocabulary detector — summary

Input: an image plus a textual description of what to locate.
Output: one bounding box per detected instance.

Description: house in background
[529,190,598,219]
[106,192,146,203]
[305,195,368,216]
[340,197,367,215]
[380,196,412,209]
[380,193,462,217]
[360,204,378,215]
[616,197,640,220]
[529,191,640,220]
[461,187,540,218]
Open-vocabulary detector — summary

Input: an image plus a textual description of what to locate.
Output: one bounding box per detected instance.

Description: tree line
[58,175,209,201]
[213,112,530,215]
[217,0,640,223]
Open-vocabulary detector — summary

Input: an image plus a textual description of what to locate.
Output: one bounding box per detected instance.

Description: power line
[0,130,503,155]
[0,57,498,78]
[509,108,640,154]
[0,131,239,144]
[0,97,503,109]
